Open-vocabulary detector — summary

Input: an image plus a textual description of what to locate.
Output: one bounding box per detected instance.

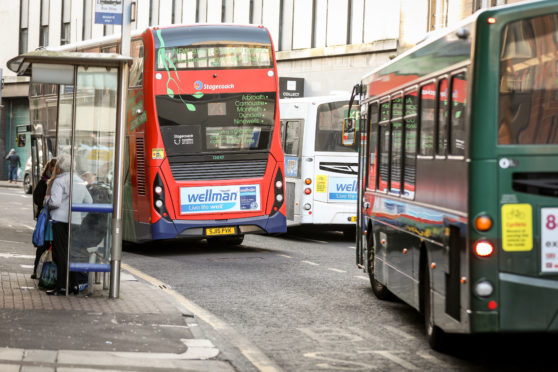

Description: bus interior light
[305,178,312,185]
[304,188,312,195]
[474,241,494,257]
[474,280,494,297]
[475,215,492,231]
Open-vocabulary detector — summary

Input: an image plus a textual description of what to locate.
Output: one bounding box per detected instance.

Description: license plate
[205,227,236,236]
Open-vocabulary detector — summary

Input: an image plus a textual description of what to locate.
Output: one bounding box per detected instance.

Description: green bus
[345,1,558,349]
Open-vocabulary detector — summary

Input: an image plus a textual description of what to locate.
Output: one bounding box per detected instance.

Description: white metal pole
[109,0,131,299]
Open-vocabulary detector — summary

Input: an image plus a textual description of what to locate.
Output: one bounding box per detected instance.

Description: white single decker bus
[280,93,359,237]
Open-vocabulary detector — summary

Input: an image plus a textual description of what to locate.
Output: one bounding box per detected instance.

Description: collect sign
[279,77,304,99]
[95,0,123,25]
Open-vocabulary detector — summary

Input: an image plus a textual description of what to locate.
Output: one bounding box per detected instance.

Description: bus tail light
[304,188,312,195]
[303,203,311,210]
[270,168,284,216]
[475,215,492,231]
[474,241,494,257]
[153,174,170,220]
[305,178,312,185]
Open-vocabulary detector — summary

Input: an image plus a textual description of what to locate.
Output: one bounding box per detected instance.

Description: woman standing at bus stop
[45,154,92,295]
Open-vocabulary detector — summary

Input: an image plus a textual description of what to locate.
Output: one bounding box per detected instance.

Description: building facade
[0,0,527,180]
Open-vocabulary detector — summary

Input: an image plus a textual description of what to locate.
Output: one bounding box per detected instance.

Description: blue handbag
[32,206,50,247]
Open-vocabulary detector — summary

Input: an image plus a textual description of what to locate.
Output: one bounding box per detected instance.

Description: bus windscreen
[157,92,276,155]
[156,44,273,70]
[315,101,359,152]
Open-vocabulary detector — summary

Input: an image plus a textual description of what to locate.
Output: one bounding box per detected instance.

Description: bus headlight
[276,194,283,202]
[275,180,283,189]
[474,280,494,297]
[154,186,163,195]
[155,200,163,208]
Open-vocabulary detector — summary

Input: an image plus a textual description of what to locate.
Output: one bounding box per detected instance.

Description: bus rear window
[499,14,558,145]
[157,44,273,70]
[315,101,358,152]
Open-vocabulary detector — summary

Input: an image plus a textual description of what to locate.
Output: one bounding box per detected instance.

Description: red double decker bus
[33,24,286,244]
[127,24,286,244]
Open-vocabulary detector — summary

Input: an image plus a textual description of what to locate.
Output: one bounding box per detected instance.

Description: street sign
[95,0,123,25]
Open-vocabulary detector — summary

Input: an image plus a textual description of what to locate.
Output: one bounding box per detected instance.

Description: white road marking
[416,350,451,367]
[122,263,282,372]
[20,265,34,269]
[0,253,34,259]
[382,325,416,340]
[301,260,319,266]
[0,240,25,245]
[327,268,346,273]
[355,276,369,281]
[361,351,419,370]
[347,246,356,250]
[277,254,292,259]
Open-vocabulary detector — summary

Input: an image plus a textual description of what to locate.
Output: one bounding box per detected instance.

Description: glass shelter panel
[69,66,117,269]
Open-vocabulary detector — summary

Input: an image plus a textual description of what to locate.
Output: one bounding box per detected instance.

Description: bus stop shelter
[8,50,132,298]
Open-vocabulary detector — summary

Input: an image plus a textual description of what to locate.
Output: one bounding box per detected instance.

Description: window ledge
[276,39,398,61]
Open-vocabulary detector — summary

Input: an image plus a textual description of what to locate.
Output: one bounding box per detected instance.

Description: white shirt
[48,172,93,224]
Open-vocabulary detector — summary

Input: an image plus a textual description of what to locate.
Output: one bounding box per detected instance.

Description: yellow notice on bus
[316,175,327,193]
[501,204,533,252]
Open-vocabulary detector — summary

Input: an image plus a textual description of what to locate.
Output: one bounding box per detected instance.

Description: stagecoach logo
[193,80,235,91]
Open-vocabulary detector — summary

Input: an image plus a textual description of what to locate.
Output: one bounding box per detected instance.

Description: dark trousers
[52,221,78,291]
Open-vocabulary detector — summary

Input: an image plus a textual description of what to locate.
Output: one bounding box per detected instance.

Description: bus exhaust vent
[170,159,268,181]
[513,172,558,198]
[136,137,146,196]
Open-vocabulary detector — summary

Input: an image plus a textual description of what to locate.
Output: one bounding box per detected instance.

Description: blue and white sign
[328,177,357,202]
[180,185,261,214]
[285,156,299,178]
[95,0,123,25]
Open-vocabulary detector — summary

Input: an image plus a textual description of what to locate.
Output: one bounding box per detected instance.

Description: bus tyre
[423,258,446,351]
[343,226,356,241]
[366,233,391,300]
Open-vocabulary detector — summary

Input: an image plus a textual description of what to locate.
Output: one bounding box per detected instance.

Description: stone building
[0,0,528,180]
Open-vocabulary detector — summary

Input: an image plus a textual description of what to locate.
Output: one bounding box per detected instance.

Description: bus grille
[170,159,268,181]
[136,137,146,195]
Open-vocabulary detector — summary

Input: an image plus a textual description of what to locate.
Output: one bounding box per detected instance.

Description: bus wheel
[423,258,446,350]
[366,233,391,300]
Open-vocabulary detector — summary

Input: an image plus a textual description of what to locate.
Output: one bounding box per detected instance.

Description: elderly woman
[46,153,92,295]
[31,158,57,279]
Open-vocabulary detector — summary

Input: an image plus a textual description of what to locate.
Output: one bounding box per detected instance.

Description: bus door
[281,120,303,222]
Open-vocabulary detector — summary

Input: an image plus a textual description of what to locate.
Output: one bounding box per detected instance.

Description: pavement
[0,180,236,372]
